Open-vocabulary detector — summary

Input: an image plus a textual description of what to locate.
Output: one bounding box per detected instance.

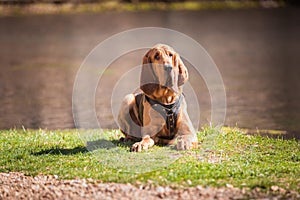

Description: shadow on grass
[33,146,89,155]
[85,139,134,151]
[33,139,133,156]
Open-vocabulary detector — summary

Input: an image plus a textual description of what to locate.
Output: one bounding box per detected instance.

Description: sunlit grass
[0,127,299,192]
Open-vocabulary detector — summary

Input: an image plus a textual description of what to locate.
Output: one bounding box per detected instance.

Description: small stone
[279,187,286,194]
[82,183,88,188]
[196,185,203,191]
[31,184,40,191]
[164,186,171,193]
[156,186,165,193]
[187,180,192,185]
[255,187,261,192]
[271,185,279,191]
[139,185,145,190]
[241,188,249,194]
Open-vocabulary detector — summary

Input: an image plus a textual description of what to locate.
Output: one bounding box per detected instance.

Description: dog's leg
[131,135,155,152]
[176,121,198,150]
[176,120,198,150]
[177,134,198,150]
[119,130,140,143]
[118,94,143,139]
[176,100,198,150]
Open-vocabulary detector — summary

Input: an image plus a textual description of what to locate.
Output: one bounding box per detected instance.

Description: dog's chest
[135,93,182,138]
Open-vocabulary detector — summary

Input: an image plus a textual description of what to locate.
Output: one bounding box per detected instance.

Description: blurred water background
[0,1,299,138]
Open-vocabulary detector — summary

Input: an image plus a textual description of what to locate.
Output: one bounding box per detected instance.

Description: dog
[118,44,198,152]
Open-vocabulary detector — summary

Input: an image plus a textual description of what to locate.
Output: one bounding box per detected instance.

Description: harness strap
[135,93,183,137]
[145,94,183,136]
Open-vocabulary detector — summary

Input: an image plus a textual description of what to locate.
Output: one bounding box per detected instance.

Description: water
[0,9,299,138]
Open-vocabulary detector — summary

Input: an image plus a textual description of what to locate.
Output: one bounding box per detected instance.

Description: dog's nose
[164,64,173,72]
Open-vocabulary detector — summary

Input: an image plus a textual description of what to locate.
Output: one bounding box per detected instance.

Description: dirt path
[0,172,298,200]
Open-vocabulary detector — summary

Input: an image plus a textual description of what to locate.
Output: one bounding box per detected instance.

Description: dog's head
[140,44,188,101]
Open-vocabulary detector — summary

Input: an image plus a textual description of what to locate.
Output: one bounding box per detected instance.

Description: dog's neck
[149,86,179,104]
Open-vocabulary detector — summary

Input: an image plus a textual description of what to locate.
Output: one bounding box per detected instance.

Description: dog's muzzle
[164,64,174,87]
[164,64,172,72]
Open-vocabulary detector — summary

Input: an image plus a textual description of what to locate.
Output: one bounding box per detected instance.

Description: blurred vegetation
[0,0,291,16]
[0,0,294,6]
[0,0,293,6]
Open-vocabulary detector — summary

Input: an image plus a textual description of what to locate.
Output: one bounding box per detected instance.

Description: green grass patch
[0,127,299,192]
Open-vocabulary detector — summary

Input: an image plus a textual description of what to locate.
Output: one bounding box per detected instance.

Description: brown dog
[118,44,198,152]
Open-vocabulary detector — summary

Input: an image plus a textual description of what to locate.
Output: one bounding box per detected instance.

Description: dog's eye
[169,53,173,57]
[154,53,160,60]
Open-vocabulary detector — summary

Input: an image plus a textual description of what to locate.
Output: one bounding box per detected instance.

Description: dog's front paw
[131,136,154,152]
[131,142,145,152]
[176,135,198,150]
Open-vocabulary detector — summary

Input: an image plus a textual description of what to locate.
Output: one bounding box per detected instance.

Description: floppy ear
[140,50,158,95]
[175,53,188,86]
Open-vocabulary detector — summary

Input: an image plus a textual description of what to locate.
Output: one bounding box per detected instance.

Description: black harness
[135,93,183,138]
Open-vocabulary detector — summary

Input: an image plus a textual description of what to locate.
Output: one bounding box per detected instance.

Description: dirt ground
[0,172,299,200]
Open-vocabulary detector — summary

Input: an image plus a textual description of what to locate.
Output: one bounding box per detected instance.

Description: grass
[0,127,299,192]
[0,1,285,17]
